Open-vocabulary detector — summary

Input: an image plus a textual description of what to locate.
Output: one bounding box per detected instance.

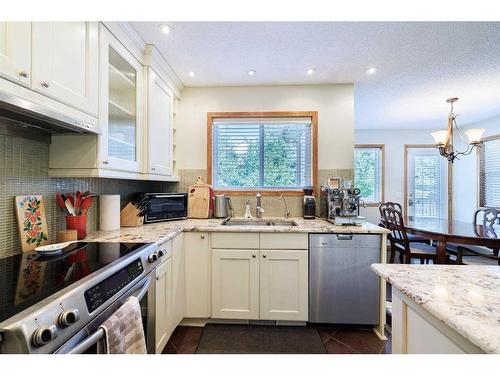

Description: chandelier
[431,97,485,163]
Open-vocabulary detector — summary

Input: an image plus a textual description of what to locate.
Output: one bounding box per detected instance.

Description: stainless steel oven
[56,271,155,354]
[0,242,164,354]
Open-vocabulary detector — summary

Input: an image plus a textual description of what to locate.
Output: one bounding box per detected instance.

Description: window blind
[212,118,312,189]
[354,147,382,203]
[413,155,441,218]
[480,138,500,208]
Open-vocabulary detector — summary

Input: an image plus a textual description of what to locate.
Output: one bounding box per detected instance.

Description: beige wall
[176,84,354,170]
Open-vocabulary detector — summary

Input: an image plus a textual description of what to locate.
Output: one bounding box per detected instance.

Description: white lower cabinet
[211,246,309,322]
[259,250,308,321]
[155,257,172,354]
[171,233,185,329]
[211,249,260,320]
[184,232,211,318]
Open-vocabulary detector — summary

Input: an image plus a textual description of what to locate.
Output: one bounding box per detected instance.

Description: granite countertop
[85,217,389,245]
[371,264,500,354]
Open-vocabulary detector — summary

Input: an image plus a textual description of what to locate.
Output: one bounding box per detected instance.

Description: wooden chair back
[382,206,410,248]
[378,201,403,224]
[473,207,500,229]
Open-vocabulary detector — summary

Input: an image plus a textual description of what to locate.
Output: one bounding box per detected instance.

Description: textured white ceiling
[131,22,500,130]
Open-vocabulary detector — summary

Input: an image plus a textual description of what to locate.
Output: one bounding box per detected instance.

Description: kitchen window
[354,145,384,205]
[480,136,500,208]
[207,112,318,195]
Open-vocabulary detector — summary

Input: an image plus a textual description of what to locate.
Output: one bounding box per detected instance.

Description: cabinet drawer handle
[151,167,156,172]
[41,81,49,88]
[252,254,256,258]
[200,235,205,239]
[102,160,109,165]
[19,71,29,78]
[262,254,267,258]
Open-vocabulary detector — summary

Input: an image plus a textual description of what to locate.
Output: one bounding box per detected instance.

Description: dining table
[403,216,500,264]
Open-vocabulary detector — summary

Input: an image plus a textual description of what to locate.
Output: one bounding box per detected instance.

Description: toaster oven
[142,193,188,223]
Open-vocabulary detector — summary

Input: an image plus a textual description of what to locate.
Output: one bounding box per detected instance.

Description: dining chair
[453,207,500,266]
[382,206,437,264]
[378,202,430,263]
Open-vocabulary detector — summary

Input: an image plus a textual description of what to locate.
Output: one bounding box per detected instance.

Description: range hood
[0,91,99,134]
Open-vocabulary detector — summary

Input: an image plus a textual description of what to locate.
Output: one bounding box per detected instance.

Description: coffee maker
[303,187,316,219]
[322,178,366,225]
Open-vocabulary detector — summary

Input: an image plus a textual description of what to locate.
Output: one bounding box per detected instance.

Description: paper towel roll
[99,195,120,231]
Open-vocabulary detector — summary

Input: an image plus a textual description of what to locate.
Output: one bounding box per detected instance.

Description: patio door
[405,146,450,220]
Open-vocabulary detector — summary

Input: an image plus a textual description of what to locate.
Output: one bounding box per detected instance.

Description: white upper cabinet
[146,67,174,176]
[98,24,143,173]
[31,22,98,115]
[0,22,31,86]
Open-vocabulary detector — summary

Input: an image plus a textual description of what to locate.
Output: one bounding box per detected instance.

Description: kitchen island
[372,264,500,354]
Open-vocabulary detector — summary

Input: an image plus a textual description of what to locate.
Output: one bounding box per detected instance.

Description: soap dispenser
[243,200,253,219]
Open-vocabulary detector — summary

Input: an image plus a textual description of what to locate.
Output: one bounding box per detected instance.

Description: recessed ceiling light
[188,71,195,77]
[307,68,316,75]
[159,24,171,35]
[248,70,256,76]
[366,67,377,75]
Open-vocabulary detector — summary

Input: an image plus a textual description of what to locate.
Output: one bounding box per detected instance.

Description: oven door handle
[129,275,151,301]
[66,276,152,354]
[67,327,104,354]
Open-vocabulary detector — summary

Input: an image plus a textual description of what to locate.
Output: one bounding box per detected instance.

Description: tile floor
[162,325,391,354]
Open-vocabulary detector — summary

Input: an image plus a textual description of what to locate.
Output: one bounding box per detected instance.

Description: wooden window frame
[354,144,385,207]
[207,111,318,196]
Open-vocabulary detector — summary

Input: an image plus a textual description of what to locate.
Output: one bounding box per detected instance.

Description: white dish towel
[97,296,147,354]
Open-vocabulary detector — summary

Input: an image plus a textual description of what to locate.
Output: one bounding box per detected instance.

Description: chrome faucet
[256,193,264,218]
[278,195,291,219]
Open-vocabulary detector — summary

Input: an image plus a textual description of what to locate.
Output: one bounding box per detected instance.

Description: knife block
[120,202,144,227]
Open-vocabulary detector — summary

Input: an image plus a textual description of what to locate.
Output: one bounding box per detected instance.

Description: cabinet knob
[40,81,49,88]
[262,254,267,258]
[19,71,29,78]
[200,235,205,239]
[151,167,156,171]
[102,160,109,165]
[252,254,256,258]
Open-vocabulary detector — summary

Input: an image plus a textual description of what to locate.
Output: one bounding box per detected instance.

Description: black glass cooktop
[0,242,148,323]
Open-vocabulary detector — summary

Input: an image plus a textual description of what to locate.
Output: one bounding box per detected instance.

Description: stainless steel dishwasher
[309,233,380,325]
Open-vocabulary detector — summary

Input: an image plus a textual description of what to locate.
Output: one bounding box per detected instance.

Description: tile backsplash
[0,134,176,259]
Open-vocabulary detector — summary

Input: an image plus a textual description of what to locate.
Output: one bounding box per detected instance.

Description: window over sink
[207,112,318,195]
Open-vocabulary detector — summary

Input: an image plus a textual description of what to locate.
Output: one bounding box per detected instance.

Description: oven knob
[157,249,165,257]
[32,325,58,347]
[58,309,80,328]
[148,253,158,263]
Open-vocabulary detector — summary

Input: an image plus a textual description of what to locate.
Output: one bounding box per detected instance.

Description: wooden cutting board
[188,176,213,218]
[15,195,49,252]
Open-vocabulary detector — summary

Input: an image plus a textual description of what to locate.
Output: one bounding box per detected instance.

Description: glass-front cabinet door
[99,25,143,172]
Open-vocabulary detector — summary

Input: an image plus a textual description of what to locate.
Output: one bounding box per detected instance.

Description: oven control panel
[84,259,144,313]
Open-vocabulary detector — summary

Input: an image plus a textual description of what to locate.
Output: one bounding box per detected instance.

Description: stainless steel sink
[221,219,298,227]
